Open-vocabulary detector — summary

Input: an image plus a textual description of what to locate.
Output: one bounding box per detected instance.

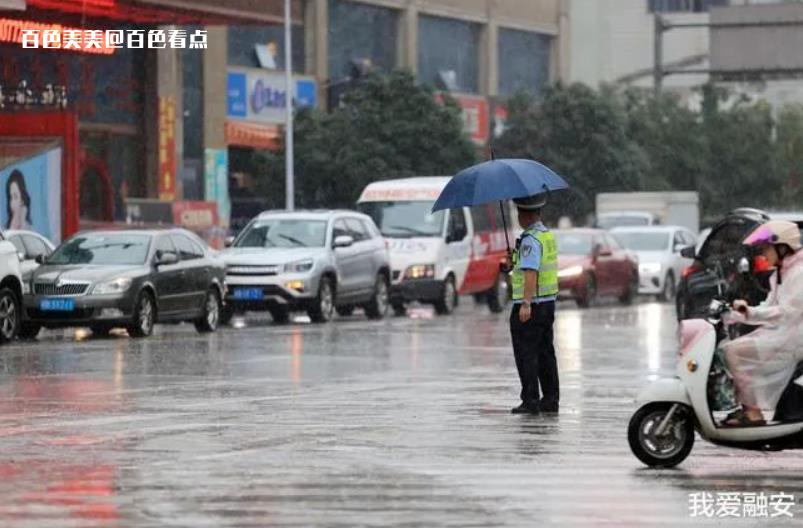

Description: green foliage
[494,83,650,219]
[497,81,799,220]
[253,70,477,208]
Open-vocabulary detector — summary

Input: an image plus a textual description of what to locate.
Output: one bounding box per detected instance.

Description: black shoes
[511,402,540,414]
[539,400,559,414]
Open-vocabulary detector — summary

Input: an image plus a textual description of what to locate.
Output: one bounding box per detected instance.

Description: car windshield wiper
[387,225,433,236]
[277,234,307,247]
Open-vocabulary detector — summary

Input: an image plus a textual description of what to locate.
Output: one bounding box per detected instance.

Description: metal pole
[653,13,664,97]
[284,0,295,211]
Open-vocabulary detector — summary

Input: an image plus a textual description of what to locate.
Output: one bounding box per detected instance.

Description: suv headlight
[639,262,662,274]
[404,264,435,279]
[284,259,314,273]
[558,266,583,278]
[93,277,133,295]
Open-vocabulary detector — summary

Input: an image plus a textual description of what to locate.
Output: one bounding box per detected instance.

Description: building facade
[0,0,567,241]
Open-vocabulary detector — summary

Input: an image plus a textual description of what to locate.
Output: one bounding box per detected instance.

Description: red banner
[158,96,176,201]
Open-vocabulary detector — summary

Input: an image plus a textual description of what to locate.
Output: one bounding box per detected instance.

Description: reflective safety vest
[511,227,559,301]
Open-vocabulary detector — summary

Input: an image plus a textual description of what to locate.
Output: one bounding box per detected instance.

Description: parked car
[0,231,24,343]
[220,210,391,324]
[357,177,517,315]
[676,209,803,321]
[554,228,639,308]
[5,229,55,279]
[611,226,696,302]
[22,229,226,339]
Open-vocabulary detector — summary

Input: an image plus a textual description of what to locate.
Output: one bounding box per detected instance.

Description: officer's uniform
[509,219,559,412]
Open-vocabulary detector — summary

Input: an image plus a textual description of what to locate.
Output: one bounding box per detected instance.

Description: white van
[357,177,517,316]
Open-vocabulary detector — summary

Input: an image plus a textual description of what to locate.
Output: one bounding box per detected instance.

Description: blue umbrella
[432,158,569,253]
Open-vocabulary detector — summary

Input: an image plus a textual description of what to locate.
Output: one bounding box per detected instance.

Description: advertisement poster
[204,148,230,229]
[158,96,177,201]
[0,145,62,243]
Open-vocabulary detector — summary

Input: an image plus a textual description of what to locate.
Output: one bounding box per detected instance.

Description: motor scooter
[628,298,803,468]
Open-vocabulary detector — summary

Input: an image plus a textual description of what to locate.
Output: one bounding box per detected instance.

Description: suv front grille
[34,282,90,296]
[226,265,280,276]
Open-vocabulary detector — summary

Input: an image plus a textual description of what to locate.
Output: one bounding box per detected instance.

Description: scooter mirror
[737,257,750,274]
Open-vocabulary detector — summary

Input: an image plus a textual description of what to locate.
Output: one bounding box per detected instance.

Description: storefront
[0,0,286,243]
[225,64,317,229]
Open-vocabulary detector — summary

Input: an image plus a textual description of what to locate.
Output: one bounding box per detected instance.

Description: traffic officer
[509,194,559,414]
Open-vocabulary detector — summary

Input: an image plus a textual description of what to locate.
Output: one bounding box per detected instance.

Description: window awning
[225,120,281,151]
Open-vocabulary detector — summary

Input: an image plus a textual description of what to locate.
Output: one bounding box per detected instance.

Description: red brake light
[682,265,699,279]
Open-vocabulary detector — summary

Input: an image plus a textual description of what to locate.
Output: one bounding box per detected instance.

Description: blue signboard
[226,69,317,123]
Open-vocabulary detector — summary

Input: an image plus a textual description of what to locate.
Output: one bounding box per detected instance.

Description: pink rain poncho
[724,249,803,413]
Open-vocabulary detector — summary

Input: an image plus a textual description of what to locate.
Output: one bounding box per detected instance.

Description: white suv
[220,210,391,324]
[0,232,24,342]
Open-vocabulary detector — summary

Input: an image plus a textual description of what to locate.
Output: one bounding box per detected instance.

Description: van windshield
[357,201,445,238]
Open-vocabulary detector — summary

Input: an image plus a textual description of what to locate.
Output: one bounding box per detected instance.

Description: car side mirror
[155,251,179,266]
[17,251,25,262]
[673,243,686,253]
[333,235,354,248]
[224,236,235,248]
[680,246,695,259]
[34,254,46,265]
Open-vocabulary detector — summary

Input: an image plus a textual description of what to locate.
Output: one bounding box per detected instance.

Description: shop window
[328,0,399,80]
[498,28,552,97]
[418,15,480,94]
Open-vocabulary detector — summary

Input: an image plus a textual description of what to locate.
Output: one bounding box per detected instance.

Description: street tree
[253,70,477,209]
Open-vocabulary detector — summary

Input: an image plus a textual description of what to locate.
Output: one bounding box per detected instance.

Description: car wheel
[391,301,407,317]
[487,271,509,314]
[660,272,676,303]
[576,274,596,309]
[89,324,112,337]
[364,274,390,320]
[434,275,457,315]
[18,322,41,340]
[127,290,155,338]
[195,288,221,333]
[0,287,20,343]
[269,307,290,324]
[619,270,638,306]
[308,277,335,323]
[336,305,355,317]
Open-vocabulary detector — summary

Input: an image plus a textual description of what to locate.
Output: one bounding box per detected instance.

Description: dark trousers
[510,301,559,406]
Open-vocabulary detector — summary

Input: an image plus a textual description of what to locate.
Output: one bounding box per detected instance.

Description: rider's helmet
[743,220,802,252]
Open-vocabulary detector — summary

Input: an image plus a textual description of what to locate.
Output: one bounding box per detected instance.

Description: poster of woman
[0,145,62,243]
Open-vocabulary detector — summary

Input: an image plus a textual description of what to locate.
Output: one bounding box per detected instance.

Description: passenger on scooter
[723,220,803,426]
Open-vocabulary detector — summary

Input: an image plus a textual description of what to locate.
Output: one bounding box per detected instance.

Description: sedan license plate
[233,287,263,301]
[40,298,75,311]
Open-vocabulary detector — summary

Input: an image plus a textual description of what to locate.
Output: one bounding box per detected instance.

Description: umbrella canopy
[431,158,568,212]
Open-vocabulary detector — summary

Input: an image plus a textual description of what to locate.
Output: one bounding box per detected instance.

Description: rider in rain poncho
[724,220,803,426]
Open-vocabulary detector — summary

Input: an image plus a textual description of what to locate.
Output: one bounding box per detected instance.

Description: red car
[553,229,639,308]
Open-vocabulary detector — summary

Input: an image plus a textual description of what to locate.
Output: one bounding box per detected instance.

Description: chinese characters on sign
[18,27,207,51]
[158,97,176,201]
[689,492,796,518]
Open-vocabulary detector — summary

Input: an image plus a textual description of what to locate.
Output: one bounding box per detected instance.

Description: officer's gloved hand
[500,253,513,273]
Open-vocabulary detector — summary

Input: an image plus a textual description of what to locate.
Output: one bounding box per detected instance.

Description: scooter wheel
[628,402,694,468]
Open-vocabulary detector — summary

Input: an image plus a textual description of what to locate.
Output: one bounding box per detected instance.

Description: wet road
[1,301,802,527]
